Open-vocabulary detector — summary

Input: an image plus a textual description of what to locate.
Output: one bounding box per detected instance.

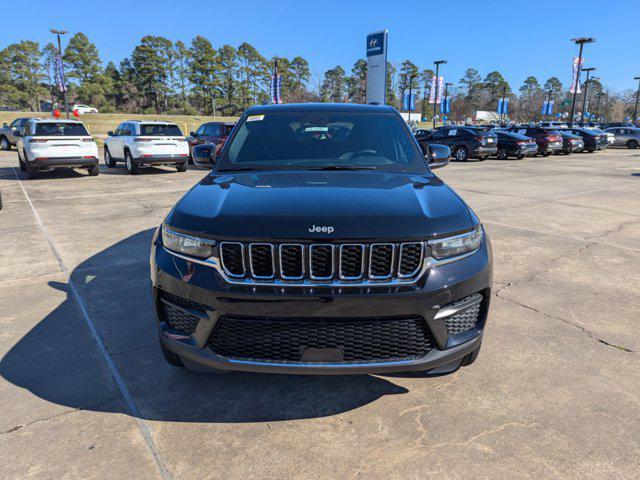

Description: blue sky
[4,0,639,92]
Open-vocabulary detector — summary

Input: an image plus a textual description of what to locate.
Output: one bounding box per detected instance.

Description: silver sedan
[605,127,640,149]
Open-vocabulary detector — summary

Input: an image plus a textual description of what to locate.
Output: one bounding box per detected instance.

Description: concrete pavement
[0,149,639,479]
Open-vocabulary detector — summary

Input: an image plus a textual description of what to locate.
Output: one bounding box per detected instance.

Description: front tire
[496,147,508,160]
[627,140,639,149]
[516,154,525,159]
[104,147,116,168]
[0,136,10,151]
[453,146,468,162]
[460,343,482,367]
[159,338,185,368]
[125,150,138,175]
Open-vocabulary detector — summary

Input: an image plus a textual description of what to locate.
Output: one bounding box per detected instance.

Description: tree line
[0,33,637,121]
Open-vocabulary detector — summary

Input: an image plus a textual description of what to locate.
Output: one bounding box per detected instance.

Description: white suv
[104,120,189,174]
[16,118,100,179]
[72,104,98,114]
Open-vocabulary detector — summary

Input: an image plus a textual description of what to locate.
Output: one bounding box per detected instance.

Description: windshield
[139,124,182,136]
[35,123,89,136]
[218,112,425,172]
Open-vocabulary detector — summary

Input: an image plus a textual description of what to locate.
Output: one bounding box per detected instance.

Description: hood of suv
[166,171,475,240]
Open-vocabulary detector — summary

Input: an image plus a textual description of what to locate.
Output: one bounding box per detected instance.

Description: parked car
[104,120,189,174]
[548,129,584,154]
[72,104,99,114]
[605,122,635,129]
[507,126,563,156]
[152,103,491,375]
[417,126,498,161]
[15,118,99,178]
[604,127,640,149]
[188,122,235,160]
[569,128,609,152]
[494,131,538,159]
[0,117,30,150]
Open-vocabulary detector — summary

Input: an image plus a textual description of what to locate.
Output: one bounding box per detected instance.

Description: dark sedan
[418,126,498,161]
[507,126,563,156]
[494,131,538,159]
[551,130,584,154]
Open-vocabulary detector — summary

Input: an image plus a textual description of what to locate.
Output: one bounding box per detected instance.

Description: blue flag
[402,93,415,111]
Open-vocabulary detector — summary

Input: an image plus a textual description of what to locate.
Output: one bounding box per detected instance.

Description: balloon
[53,109,61,118]
[73,109,80,117]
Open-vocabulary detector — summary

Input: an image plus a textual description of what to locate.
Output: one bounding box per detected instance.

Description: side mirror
[3,123,8,128]
[13,130,21,138]
[192,144,216,168]
[189,131,196,137]
[426,144,450,169]
[107,131,114,136]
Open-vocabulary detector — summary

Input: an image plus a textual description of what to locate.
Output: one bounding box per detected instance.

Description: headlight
[162,226,215,258]
[428,227,483,260]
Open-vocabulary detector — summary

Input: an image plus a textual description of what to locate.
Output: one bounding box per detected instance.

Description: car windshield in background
[220,112,425,173]
[34,123,89,136]
[139,124,182,136]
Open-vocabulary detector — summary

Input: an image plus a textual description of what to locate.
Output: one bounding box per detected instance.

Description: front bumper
[150,230,493,374]
[134,154,189,165]
[28,156,98,168]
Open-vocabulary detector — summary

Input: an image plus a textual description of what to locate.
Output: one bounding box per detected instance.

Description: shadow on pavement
[0,229,409,423]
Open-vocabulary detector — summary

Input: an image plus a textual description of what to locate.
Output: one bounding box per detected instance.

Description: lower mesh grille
[442,293,483,334]
[162,303,200,334]
[208,315,434,363]
[158,291,209,335]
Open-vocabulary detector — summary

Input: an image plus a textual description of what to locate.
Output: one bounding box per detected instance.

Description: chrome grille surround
[339,244,365,280]
[165,239,480,287]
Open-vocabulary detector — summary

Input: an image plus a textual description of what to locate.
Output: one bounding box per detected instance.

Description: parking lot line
[8,161,174,480]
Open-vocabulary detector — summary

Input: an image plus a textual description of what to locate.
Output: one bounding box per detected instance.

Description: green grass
[0,111,238,140]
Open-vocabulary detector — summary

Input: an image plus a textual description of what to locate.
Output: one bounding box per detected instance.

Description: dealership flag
[541,99,554,116]
[497,97,509,115]
[402,92,415,111]
[436,76,444,104]
[55,55,67,92]
[428,76,437,104]
[270,74,282,104]
[569,57,584,94]
[440,96,451,114]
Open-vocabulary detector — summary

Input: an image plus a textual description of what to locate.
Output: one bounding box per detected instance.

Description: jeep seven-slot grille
[218,241,425,283]
[208,315,435,363]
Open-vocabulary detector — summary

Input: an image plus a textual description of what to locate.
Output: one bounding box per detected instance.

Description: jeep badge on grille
[308,225,334,234]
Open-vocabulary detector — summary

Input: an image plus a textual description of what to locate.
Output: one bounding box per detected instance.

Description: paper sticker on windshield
[247,115,264,122]
[448,129,457,136]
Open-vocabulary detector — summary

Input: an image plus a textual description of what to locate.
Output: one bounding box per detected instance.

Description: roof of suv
[125,120,178,125]
[31,118,84,124]
[245,103,396,115]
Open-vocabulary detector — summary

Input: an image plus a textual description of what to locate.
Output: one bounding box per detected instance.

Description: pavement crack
[0,397,123,436]
[495,291,635,353]
[585,218,640,241]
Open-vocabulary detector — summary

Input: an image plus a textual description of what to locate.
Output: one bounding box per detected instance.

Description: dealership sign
[569,57,584,94]
[366,30,388,105]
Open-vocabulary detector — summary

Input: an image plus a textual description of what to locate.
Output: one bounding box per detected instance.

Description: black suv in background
[494,130,538,159]
[569,128,609,152]
[417,126,498,161]
[507,126,563,156]
[152,103,492,375]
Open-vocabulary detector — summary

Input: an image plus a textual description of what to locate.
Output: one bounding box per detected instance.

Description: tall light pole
[579,67,596,124]
[432,60,447,128]
[569,37,595,127]
[50,29,69,118]
[633,76,640,125]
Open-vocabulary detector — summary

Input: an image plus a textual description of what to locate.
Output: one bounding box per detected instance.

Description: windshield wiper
[306,165,377,171]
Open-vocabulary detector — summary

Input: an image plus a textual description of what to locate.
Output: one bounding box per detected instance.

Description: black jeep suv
[416,126,498,162]
[151,104,492,375]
